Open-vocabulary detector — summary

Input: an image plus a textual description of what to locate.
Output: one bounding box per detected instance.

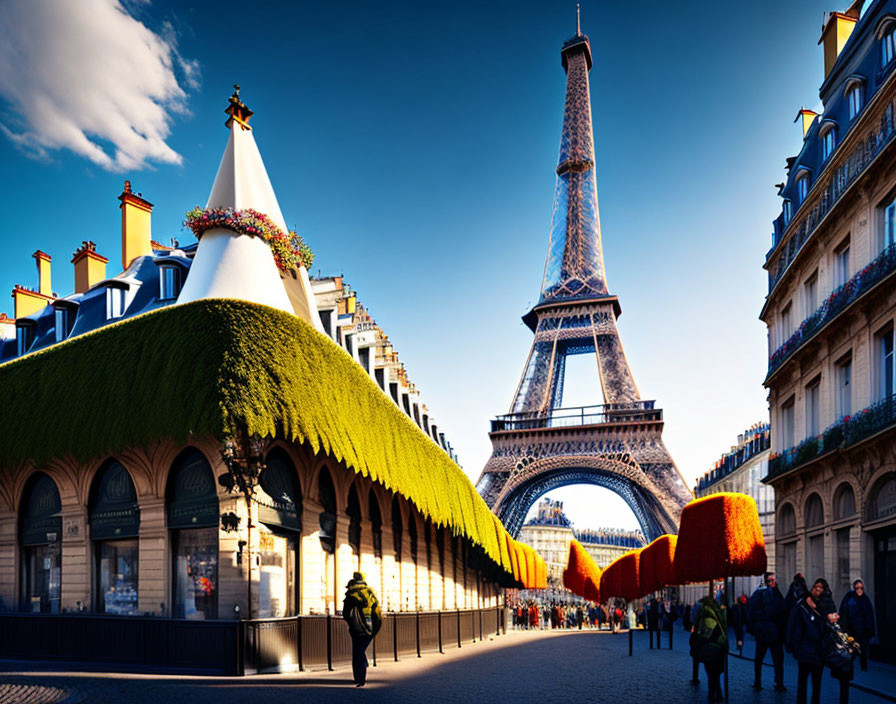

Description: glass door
[23,543,61,613]
[97,539,139,614]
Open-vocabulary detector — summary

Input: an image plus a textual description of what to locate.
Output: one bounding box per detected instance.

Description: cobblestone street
[1,628,892,704]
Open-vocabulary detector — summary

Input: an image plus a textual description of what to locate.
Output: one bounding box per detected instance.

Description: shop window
[167,448,219,620]
[19,473,62,613]
[835,527,851,602]
[869,473,896,521]
[318,468,337,554]
[89,461,140,614]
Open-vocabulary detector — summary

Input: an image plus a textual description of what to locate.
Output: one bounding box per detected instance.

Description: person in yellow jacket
[342,572,383,687]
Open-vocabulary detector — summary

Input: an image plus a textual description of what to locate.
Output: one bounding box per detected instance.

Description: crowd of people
[686,572,875,704]
[509,599,631,632]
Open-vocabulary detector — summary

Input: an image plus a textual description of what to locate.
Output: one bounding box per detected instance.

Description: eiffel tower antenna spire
[576,3,581,35]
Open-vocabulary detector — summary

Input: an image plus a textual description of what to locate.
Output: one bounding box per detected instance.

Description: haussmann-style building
[761,0,896,662]
[0,88,526,674]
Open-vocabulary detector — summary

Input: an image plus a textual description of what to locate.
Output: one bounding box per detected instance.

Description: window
[880,327,896,399]
[836,357,852,418]
[797,173,810,204]
[821,128,836,161]
[53,306,75,342]
[781,398,795,449]
[834,241,850,288]
[159,266,181,300]
[883,196,896,251]
[783,200,793,225]
[803,272,818,318]
[105,286,126,319]
[19,473,62,614]
[16,323,35,356]
[806,379,820,438]
[848,85,862,120]
[780,303,793,342]
[883,27,896,68]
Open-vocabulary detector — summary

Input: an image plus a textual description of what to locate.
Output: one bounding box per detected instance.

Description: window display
[173,527,218,619]
[97,539,138,615]
[24,543,60,613]
[257,531,296,618]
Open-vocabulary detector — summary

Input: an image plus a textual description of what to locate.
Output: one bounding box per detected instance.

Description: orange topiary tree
[563,540,601,600]
[616,549,642,601]
[600,555,622,599]
[639,534,678,595]
[583,576,600,602]
[673,493,767,585]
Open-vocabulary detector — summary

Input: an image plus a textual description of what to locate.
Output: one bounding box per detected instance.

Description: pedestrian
[748,571,787,692]
[662,599,678,643]
[647,597,660,647]
[342,571,382,688]
[576,604,584,630]
[785,572,809,614]
[822,610,861,704]
[690,594,728,703]
[731,594,747,654]
[786,578,827,704]
[683,602,692,632]
[839,579,875,672]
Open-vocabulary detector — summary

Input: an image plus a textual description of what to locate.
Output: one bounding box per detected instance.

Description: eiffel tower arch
[475,24,692,540]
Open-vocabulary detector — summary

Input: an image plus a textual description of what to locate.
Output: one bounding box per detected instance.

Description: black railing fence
[0,607,505,676]
[491,401,660,432]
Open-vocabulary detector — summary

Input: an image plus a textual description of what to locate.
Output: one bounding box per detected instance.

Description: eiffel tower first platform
[475,21,692,541]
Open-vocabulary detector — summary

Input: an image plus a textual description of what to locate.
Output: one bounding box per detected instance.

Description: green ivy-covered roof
[0,299,517,576]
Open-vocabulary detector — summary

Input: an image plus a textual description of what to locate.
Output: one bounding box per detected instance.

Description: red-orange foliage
[562,540,601,600]
[600,555,622,599]
[640,534,678,594]
[583,576,600,602]
[616,549,642,600]
[673,492,767,583]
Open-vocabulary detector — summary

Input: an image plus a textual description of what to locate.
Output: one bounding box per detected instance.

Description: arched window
[883,26,896,68]
[820,123,836,162]
[19,473,62,613]
[167,449,218,620]
[391,496,403,561]
[778,503,796,535]
[369,491,383,559]
[797,172,810,205]
[783,199,793,225]
[89,460,139,614]
[869,473,896,521]
[318,468,337,554]
[846,83,863,120]
[408,510,418,565]
[834,483,857,520]
[347,487,361,557]
[257,448,302,617]
[805,493,825,528]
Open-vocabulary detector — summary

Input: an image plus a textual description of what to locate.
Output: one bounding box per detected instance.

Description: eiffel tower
[475,18,692,540]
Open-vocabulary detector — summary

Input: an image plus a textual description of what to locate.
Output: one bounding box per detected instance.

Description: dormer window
[783,200,793,225]
[883,26,896,68]
[820,124,836,162]
[105,284,127,320]
[847,84,863,120]
[797,172,810,205]
[53,303,77,342]
[16,321,36,356]
[159,266,182,300]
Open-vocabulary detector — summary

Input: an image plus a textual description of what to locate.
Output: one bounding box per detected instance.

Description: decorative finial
[232,84,240,100]
[225,84,254,130]
[123,179,132,194]
[576,3,581,35]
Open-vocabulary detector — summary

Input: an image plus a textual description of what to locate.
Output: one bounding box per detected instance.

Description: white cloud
[0,0,199,171]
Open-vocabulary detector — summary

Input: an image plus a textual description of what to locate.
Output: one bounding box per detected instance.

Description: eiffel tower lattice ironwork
[475,25,692,541]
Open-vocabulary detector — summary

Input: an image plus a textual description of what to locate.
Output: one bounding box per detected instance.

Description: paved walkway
[1,628,894,703]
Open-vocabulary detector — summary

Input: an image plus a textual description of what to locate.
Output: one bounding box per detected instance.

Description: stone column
[60,505,89,612]
[137,497,166,616]
[0,511,17,610]
[300,497,325,614]
[380,525,398,613]
[359,517,378,596]
[400,525,414,611]
[217,494,247,618]
[442,531,455,609]
[334,514,353,611]
[428,524,443,611]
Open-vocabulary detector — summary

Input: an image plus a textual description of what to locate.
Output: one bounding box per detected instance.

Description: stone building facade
[761,0,896,661]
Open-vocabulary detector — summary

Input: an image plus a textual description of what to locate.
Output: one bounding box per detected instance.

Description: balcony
[696,429,771,493]
[767,97,896,294]
[766,394,896,482]
[490,401,661,432]
[766,242,896,381]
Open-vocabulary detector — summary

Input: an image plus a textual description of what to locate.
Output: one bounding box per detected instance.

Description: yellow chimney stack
[796,108,820,136]
[118,180,154,270]
[819,2,863,79]
[33,250,52,297]
[72,241,109,294]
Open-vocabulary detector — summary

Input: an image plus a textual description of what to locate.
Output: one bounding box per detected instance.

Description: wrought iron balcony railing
[766,243,896,380]
[490,401,660,432]
[766,394,896,482]
[767,98,896,293]
[696,429,771,492]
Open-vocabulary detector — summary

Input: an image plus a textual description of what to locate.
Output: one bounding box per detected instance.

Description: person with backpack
[786,578,827,704]
[822,609,861,704]
[748,572,787,691]
[839,579,875,672]
[690,594,728,703]
[342,572,382,687]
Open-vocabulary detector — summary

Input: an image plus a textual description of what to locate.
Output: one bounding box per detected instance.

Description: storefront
[19,472,61,613]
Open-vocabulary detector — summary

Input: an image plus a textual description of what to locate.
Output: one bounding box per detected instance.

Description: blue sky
[0,0,842,529]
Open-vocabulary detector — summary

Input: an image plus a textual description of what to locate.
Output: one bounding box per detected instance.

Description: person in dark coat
[647,597,660,647]
[342,572,382,687]
[749,572,787,691]
[786,578,827,704]
[731,594,748,652]
[785,573,809,614]
[822,610,861,704]
[691,595,728,703]
[839,579,875,672]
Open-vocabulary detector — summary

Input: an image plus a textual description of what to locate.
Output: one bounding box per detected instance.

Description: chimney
[819,2,863,79]
[33,250,52,297]
[118,180,153,270]
[796,108,819,136]
[72,241,109,293]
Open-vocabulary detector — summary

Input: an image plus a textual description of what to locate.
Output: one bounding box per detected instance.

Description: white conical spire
[178,87,323,331]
